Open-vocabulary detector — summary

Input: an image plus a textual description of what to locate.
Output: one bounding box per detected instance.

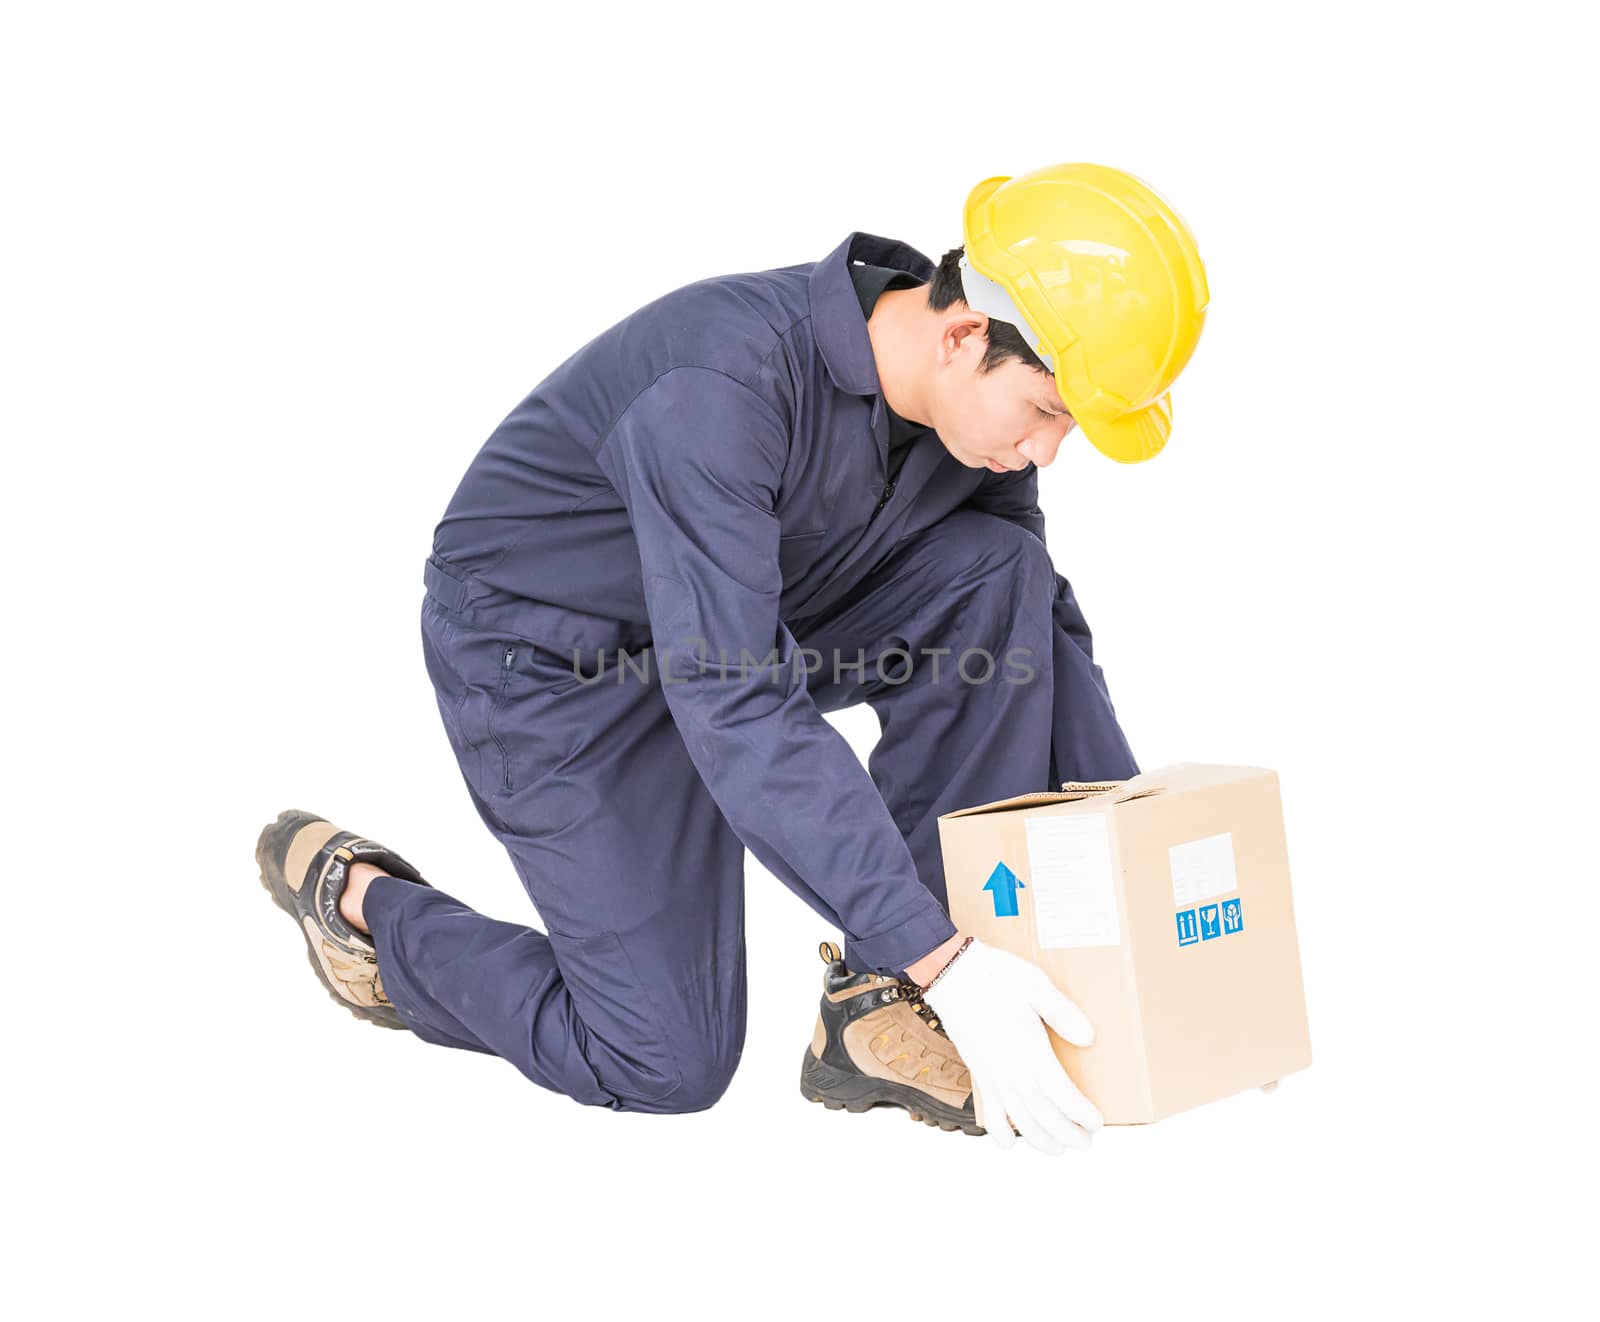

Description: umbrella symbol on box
[983,861,1025,918]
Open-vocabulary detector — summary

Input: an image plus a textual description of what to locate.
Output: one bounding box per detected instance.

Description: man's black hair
[927,246,1050,375]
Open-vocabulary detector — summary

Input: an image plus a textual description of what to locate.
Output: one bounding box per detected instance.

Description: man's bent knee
[613,1046,740,1116]
[920,509,1056,598]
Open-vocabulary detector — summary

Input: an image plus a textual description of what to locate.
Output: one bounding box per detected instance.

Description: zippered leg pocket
[488,644,516,796]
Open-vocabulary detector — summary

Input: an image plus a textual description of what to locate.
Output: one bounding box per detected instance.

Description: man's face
[927,322,1077,473]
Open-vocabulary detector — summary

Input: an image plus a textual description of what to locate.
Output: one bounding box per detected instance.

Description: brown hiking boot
[799,941,983,1136]
[255,809,431,1030]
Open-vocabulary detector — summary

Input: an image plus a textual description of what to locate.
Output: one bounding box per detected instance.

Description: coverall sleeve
[963,464,1120,726]
[964,464,1095,642]
[601,366,957,976]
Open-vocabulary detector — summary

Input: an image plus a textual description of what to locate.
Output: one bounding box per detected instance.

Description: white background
[5,1,1594,1315]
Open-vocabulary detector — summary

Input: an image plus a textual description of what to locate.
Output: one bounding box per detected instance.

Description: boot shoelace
[895,979,945,1035]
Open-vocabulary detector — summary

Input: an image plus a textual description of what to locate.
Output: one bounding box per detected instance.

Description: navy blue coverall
[362,232,1140,1113]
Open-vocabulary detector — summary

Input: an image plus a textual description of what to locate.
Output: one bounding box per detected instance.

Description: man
[256,163,1208,1155]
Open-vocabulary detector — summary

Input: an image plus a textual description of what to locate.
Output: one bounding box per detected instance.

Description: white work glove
[921,939,1103,1154]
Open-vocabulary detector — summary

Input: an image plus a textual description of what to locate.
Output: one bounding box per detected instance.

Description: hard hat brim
[1075,393,1173,464]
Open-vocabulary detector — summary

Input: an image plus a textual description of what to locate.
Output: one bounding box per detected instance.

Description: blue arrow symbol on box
[983,861,1025,918]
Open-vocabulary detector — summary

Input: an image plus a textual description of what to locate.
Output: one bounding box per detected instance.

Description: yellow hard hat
[960,162,1209,463]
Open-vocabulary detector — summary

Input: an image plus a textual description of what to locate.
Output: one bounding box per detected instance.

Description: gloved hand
[921,939,1103,1154]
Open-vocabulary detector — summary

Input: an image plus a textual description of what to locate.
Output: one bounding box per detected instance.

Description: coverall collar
[809,231,936,398]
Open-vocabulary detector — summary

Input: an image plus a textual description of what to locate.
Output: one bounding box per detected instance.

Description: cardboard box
[937,763,1311,1125]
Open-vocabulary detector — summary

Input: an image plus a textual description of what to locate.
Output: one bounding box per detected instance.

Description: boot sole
[800,1050,984,1136]
[255,809,408,1032]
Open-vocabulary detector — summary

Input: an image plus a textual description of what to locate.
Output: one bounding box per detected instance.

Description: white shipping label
[1024,814,1121,949]
[1169,832,1238,907]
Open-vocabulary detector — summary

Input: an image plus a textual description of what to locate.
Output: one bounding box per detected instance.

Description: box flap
[938,766,1273,822]
[940,783,1124,820]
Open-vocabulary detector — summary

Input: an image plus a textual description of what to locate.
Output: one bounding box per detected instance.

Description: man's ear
[938,310,988,367]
